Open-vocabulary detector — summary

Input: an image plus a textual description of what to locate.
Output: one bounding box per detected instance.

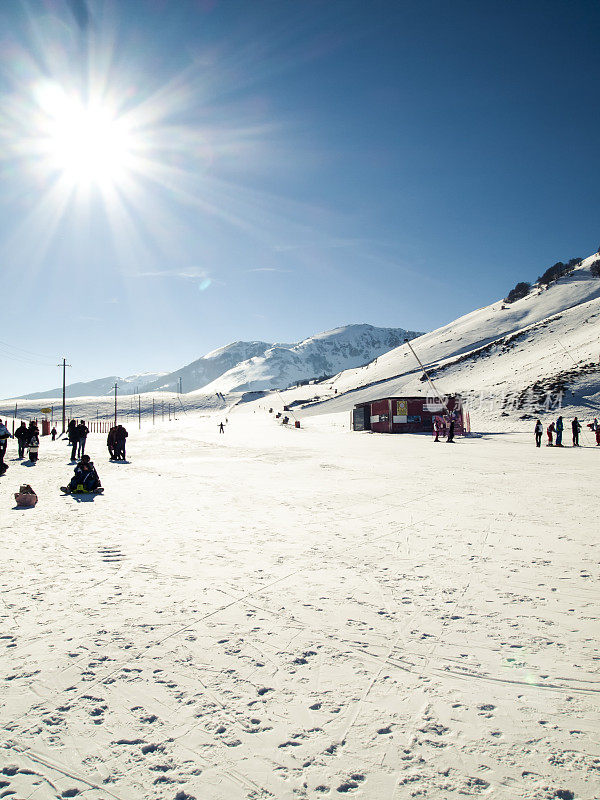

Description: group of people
[0,420,41,475]
[107,425,128,461]
[67,419,89,460]
[534,416,598,447]
[0,417,130,495]
[433,416,456,443]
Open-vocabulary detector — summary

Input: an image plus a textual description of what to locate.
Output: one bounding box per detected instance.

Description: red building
[352,395,466,435]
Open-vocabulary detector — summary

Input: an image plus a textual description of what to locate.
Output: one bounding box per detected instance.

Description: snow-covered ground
[1,404,598,799]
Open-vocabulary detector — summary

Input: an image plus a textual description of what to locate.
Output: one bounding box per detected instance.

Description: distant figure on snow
[61,454,102,494]
[572,417,581,447]
[433,418,441,442]
[590,418,600,446]
[534,419,543,447]
[14,422,28,459]
[555,416,564,447]
[51,426,57,441]
[219,422,225,433]
[546,421,555,446]
[446,418,455,443]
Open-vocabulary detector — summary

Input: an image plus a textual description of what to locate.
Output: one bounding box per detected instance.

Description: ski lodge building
[351,394,467,435]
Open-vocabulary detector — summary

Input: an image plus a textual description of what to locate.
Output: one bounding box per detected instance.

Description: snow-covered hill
[194,324,423,395]
[282,253,600,426]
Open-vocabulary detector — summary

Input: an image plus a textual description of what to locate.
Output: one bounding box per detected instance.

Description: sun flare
[35,82,138,188]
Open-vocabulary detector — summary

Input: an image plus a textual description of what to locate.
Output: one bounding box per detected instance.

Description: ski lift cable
[0,339,56,362]
[555,337,595,445]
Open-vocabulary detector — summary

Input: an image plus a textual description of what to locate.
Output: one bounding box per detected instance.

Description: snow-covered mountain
[11,325,422,400]
[194,324,423,395]
[16,373,165,401]
[282,252,600,425]
[138,340,275,394]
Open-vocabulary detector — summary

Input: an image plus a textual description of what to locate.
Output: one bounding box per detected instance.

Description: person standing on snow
[107,426,117,459]
[51,426,57,441]
[114,425,128,460]
[28,431,39,462]
[446,418,455,443]
[534,419,543,447]
[0,420,11,476]
[14,421,28,459]
[219,421,225,433]
[546,421,555,446]
[555,416,564,447]
[572,417,581,447]
[76,420,89,458]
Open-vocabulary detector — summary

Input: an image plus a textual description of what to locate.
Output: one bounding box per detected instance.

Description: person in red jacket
[546,421,555,446]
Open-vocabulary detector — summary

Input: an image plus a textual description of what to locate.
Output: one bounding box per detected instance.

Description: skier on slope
[571,417,581,447]
[219,421,225,433]
[534,419,543,447]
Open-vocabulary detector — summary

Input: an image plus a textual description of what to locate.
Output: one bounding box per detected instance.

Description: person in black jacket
[14,422,28,459]
[76,420,89,458]
[61,454,102,493]
[114,425,128,460]
[446,418,455,443]
[534,419,543,447]
[0,420,11,475]
[572,417,581,447]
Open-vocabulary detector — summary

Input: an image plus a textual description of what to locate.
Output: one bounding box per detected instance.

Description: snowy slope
[195,324,423,394]
[282,254,600,425]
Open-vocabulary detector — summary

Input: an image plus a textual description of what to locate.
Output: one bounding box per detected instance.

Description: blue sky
[1,0,599,396]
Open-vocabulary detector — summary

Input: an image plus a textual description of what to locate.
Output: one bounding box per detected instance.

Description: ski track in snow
[0,409,598,800]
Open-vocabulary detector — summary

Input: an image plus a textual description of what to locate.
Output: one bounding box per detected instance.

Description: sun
[34,82,138,188]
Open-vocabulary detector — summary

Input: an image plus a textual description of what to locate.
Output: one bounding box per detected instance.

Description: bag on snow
[14,484,38,507]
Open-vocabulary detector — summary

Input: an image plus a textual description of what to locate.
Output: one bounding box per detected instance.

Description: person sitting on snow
[61,454,102,494]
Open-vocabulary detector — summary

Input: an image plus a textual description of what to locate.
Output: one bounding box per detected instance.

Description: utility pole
[58,357,71,434]
[179,376,182,394]
[138,395,141,429]
[113,382,118,426]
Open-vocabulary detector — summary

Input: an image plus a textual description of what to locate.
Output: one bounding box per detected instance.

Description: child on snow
[28,433,39,462]
[61,455,102,494]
